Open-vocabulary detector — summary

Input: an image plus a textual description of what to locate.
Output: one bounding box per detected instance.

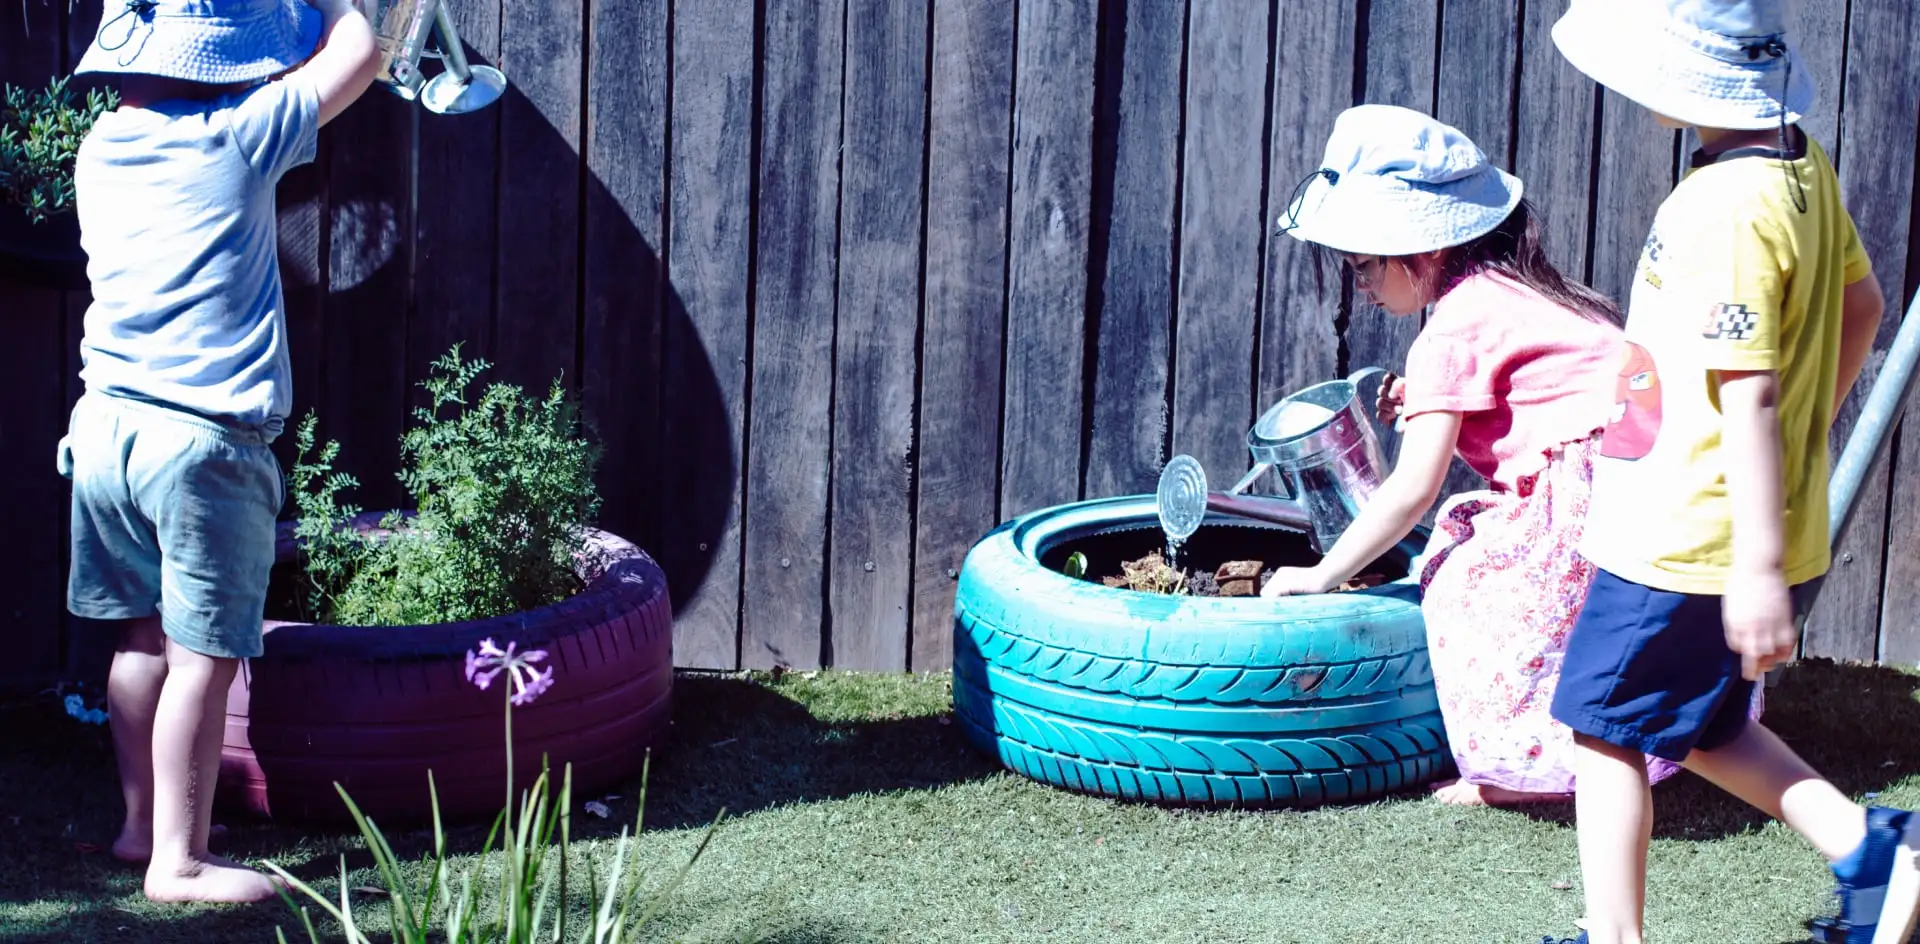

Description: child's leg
[1573,732,1653,944]
[143,638,275,903]
[1546,571,1740,943]
[1682,720,1865,861]
[107,615,169,861]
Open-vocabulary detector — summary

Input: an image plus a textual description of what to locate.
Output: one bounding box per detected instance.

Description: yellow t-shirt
[1581,133,1872,596]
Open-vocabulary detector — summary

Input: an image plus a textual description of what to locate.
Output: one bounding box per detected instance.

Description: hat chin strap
[1742,38,1808,214]
[97,0,160,68]
[1274,168,1339,237]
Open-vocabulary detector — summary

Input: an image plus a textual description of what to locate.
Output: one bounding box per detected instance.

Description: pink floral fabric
[1417,434,1763,794]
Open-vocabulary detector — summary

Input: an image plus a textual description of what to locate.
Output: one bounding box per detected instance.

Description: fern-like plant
[291,345,603,626]
[0,75,116,223]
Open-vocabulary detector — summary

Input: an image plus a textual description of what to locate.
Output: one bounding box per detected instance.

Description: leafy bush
[291,345,603,626]
[0,75,116,223]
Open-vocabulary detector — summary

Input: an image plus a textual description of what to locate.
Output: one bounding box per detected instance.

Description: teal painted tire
[952,495,1449,807]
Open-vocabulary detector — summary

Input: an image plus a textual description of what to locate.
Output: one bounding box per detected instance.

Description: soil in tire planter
[1048,524,1398,596]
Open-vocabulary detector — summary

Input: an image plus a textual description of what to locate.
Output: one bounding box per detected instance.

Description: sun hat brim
[1551,0,1815,132]
[1283,164,1524,258]
[76,0,322,85]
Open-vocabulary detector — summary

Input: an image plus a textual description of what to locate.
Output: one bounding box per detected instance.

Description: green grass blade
[333,780,426,941]
[557,763,572,944]
[628,808,726,932]
[588,826,629,944]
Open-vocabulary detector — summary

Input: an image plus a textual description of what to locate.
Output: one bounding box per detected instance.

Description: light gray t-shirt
[73,71,321,440]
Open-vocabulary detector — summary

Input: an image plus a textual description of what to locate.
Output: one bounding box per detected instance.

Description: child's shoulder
[1430,271,1564,327]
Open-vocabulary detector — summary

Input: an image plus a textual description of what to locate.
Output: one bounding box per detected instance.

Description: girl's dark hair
[1328,198,1624,327]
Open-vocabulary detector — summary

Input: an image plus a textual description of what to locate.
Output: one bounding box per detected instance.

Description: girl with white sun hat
[1258,103,1725,810]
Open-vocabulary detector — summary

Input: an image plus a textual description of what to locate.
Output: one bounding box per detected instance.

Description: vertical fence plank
[742,0,845,669]
[1812,0,1920,662]
[58,0,105,681]
[664,0,756,669]
[829,0,928,670]
[1170,0,1262,479]
[1884,142,1920,667]
[1001,0,1097,518]
[0,288,66,688]
[1084,0,1184,499]
[1258,2,1356,412]
[323,95,414,512]
[1788,0,1848,166]
[275,155,330,477]
[1347,0,1438,462]
[1589,96,1674,310]
[412,0,501,388]
[583,0,667,572]
[1514,0,1597,282]
[910,0,1014,672]
[1433,0,1517,167]
[0,0,72,688]
[1429,0,1520,509]
[493,0,583,394]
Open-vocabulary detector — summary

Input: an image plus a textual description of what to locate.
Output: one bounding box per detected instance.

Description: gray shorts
[60,392,284,659]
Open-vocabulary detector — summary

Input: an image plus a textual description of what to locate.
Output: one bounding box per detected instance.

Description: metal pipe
[433,2,474,83]
[1798,290,1920,621]
[1203,492,1313,533]
[1828,291,1920,545]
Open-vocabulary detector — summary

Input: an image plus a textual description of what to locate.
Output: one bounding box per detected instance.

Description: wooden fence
[3,0,1917,689]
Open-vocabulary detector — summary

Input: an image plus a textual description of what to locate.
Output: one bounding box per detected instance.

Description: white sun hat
[1276,104,1523,258]
[75,0,321,85]
[1552,0,1815,132]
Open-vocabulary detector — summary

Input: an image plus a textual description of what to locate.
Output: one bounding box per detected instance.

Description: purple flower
[464,637,554,706]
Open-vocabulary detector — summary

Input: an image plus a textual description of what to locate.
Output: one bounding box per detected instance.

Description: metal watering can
[358,0,507,114]
[1158,367,1397,555]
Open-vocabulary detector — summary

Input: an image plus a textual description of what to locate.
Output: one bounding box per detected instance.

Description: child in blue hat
[1543,0,1913,941]
[62,0,380,904]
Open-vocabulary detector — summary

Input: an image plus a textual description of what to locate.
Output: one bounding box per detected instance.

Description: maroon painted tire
[216,516,673,825]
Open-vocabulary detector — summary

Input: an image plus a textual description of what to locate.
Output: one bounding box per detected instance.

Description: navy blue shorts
[1549,568,1823,762]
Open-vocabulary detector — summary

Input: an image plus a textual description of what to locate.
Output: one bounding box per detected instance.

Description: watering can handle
[1346,366,1406,434]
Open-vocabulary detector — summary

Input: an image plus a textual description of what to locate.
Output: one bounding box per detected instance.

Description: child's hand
[1723,568,1797,680]
[1376,372,1408,425]
[1261,566,1336,597]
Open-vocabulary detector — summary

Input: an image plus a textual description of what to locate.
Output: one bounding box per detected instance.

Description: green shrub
[291,345,603,626]
[0,75,116,223]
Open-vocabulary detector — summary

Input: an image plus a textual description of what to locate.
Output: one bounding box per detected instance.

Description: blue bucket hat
[1552,0,1816,132]
[75,0,322,85]
[1277,104,1524,257]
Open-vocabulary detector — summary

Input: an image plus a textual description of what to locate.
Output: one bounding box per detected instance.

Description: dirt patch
[1080,549,1383,597]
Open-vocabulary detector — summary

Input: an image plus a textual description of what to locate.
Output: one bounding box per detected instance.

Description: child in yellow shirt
[1540,1,1910,942]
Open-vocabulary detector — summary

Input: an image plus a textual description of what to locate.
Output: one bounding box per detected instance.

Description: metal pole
[1802,290,1920,618]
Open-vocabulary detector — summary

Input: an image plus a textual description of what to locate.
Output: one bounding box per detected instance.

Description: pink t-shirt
[1400,272,1624,492]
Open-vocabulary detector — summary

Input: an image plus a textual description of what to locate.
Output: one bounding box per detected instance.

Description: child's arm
[1261,409,1461,596]
[1833,269,1885,422]
[300,0,381,128]
[1717,367,1797,680]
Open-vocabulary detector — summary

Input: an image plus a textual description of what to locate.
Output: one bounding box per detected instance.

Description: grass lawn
[2,659,1918,943]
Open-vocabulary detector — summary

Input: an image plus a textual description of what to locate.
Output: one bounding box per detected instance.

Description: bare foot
[144,854,283,904]
[113,824,229,864]
[1431,779,1573,807]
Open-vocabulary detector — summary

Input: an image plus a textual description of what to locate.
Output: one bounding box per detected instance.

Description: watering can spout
[1154,456,1315,548]
[1207,467,1314,533]
[362,0,508,115]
